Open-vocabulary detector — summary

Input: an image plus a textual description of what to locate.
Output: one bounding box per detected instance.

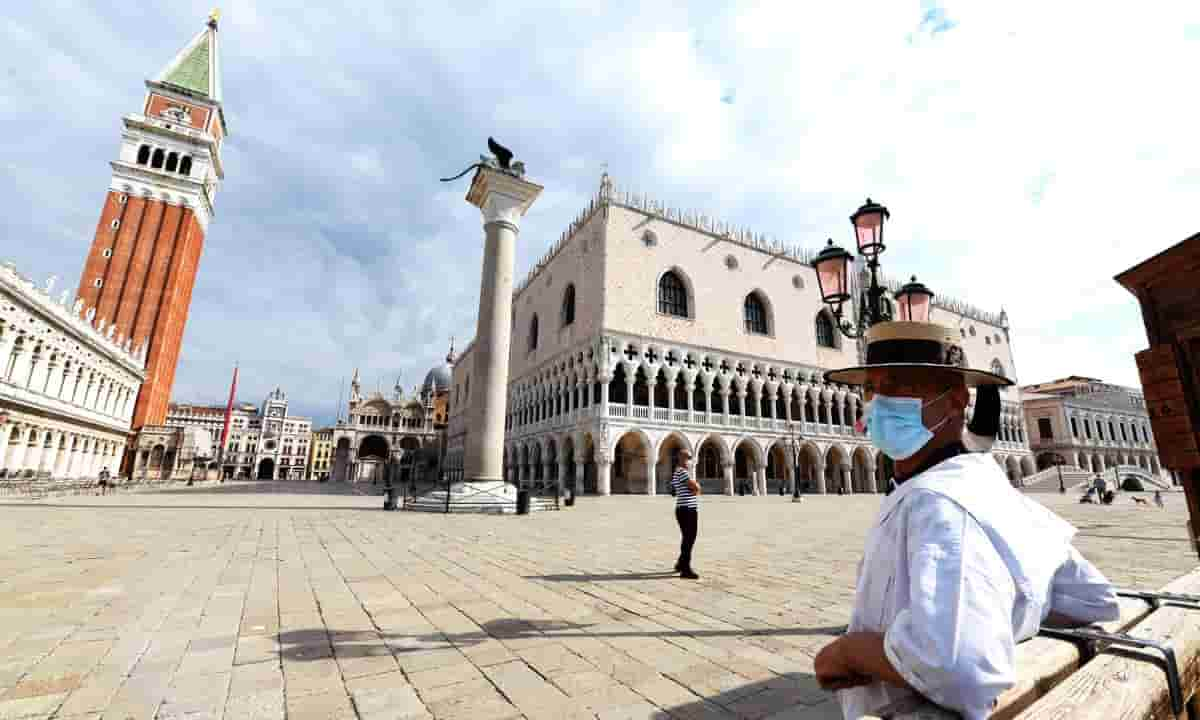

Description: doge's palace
[446,175,1035,497]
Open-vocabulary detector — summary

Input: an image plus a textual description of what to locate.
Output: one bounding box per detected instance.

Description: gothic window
[529,314,539,351]
[179,156,193,176]
[136,145,150,165]
[657,271,688,317]
[990,359,1005,377]
[561,284,575,327]
[151,148,165,169]
[969,326,976,336]
[165,152,179,173]
[744,293,769,335]
[816,311,836,349]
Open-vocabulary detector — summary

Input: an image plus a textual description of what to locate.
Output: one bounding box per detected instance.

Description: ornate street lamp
[814,198,936,338]
[894,276,934,323]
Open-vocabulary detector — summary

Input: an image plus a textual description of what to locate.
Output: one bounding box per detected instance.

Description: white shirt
[840,452,1119,720]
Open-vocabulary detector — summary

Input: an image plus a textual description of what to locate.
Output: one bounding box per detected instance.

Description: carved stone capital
[467,166,543,229]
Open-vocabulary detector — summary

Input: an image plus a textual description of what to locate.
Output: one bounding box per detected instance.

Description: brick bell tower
[75,11,227,430]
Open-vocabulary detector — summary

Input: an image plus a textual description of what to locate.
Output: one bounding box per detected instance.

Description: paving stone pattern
[0,482,1192,720]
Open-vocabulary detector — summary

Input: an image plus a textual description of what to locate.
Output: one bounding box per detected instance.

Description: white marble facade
[1022,378,1169,483]
[446,177,1035,494]
[0,262,146,481]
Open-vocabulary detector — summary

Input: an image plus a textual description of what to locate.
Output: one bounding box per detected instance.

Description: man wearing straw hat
[813,320,1120,719]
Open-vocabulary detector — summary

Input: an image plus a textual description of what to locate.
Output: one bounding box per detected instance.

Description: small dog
[1132,497,1149,506]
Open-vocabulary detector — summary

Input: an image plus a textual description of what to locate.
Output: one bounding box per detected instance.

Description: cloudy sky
[3,1,1198,426]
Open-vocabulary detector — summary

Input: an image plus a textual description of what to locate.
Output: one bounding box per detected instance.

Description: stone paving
[0,482,1195,720]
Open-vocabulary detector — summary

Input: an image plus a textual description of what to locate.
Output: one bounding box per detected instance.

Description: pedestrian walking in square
[1155,490,1165,509]
[671,448,700,579]
[814,321,1119,719]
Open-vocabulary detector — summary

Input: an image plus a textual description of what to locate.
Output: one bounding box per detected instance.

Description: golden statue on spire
[208,8,221,28]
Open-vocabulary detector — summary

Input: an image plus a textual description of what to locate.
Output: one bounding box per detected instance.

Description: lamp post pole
[789,422,803,500]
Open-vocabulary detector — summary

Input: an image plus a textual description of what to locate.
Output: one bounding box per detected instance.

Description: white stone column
[814,458,827,494]
[757,466,767,495]
[41,362,60,396]
[86,441,101,477]
[25,354,44,392]
[599,374,610,416]
[0,425,10,471]
[6,344,28,384]
[53,432,70,477]
[667,380,676,413]
[6,427,28,474]
[38,430,61,475]
[23,429,44,476]
[597,459,612,495]
[0,327,15,374]
[722,389,732,425]
[462,167,542,490]
[722,461,734,496]
[645,456,656,496]
[574,461,585,495]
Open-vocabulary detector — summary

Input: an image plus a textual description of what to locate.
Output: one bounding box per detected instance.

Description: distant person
[98,467,111,495]
[1155,490,1165,509]
[670,448,700,580]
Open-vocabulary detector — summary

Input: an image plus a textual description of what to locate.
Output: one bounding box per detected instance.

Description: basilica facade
[445,176,1035,495]
[330,352,451,484]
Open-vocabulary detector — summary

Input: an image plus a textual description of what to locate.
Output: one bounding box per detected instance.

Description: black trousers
[675,507,698,571]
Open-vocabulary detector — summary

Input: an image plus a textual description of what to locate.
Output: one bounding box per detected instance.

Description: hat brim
[823,363,1013,387]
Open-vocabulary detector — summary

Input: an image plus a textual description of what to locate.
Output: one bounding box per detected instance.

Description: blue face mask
[863,389,954,461]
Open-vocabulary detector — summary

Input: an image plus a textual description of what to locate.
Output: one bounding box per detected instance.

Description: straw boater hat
[823,321,1013,387]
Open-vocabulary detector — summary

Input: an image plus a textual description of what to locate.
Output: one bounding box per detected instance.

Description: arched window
[179,156,192,176]
[151,148,165,169]
[136,145,150,165]
[657,271,688,317]
[561,284,575,327]
[816,311,836,348]
[990,359,1005,377]
[165,152,179,172]
[744,293,769,335]
[529,314,539,351]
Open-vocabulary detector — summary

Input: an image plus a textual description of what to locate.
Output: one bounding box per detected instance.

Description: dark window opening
[816,312,835,348]
[744,293,768,334]
[1038,418,1053,440]
[658,271,688,317]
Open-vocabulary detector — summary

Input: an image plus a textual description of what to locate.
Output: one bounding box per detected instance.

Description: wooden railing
[865,568,1200,719]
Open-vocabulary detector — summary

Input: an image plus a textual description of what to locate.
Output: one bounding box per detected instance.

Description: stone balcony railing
[1,380,133,434]
[509,403,1030,452]
[1032,435,1157,453]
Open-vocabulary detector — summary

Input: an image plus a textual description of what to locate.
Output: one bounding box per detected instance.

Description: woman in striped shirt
[671,448,701,579]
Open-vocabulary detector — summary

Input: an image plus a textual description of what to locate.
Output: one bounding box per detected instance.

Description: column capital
[466,167,544,228]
